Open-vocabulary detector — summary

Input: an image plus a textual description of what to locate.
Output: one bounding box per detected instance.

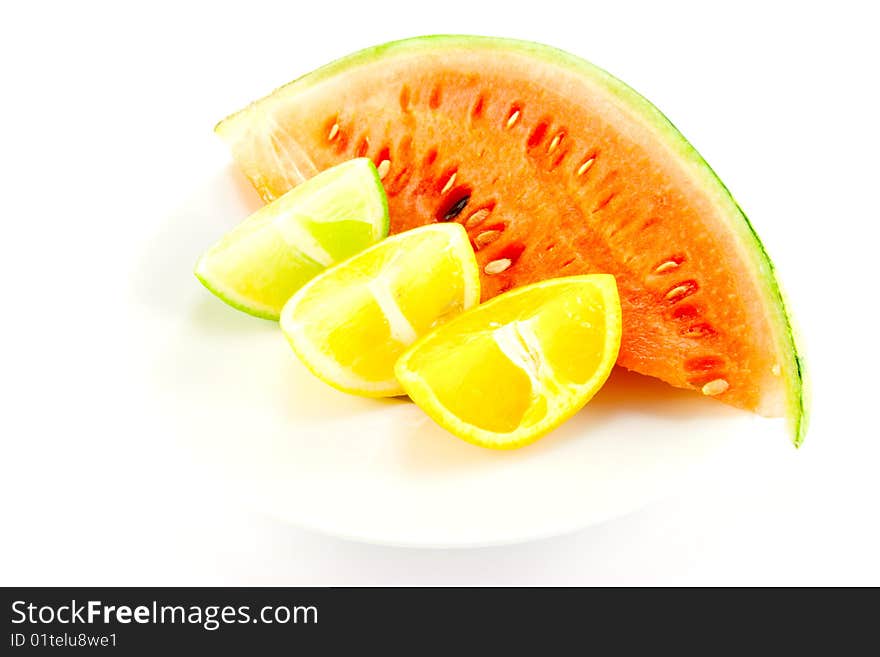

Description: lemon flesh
[395,275,622,449]
[280,223,480,397]
[195,158,388,319]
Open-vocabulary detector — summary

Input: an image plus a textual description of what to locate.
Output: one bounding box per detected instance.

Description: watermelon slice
[215,36,807,444]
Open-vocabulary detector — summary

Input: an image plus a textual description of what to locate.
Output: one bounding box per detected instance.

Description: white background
[2,0,878,585]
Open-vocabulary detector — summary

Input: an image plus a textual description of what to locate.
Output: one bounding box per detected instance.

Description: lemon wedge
[395,275,622,449]
[280,223,480,396]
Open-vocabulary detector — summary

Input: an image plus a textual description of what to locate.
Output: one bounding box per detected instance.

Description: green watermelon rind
[219,35,807,445]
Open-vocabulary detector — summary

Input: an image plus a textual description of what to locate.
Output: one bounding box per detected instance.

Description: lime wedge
[195,158,389,319]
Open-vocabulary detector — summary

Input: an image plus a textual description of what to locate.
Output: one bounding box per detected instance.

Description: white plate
[138,163,783,548]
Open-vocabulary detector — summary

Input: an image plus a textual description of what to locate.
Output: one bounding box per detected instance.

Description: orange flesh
[218,45,788,416]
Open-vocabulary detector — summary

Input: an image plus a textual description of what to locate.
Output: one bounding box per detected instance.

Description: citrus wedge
[280,223,480,397]
[395,275,622,449]
[195,158,388,319]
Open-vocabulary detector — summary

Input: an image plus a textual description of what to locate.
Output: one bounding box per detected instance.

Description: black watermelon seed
[442,195,470,221]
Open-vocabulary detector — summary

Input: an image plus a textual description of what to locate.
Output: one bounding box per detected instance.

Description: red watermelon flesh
[215,36,806,444]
